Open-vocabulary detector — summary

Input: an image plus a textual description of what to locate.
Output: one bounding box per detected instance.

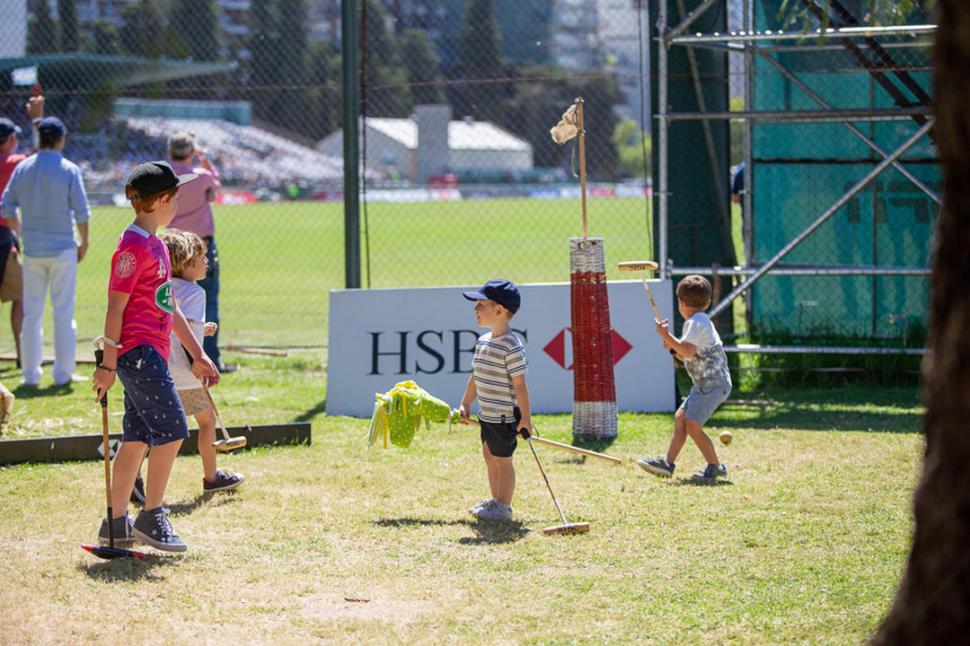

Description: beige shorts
[178,388,212,417]
[0,252,22,303]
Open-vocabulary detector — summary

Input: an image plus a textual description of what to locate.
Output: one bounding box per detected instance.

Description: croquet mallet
[459,415,621,464]
[81,344,146,560]
[204,386,247,453]
[522,428,590,536]
[181,345,246,452]
[618,260,662,320]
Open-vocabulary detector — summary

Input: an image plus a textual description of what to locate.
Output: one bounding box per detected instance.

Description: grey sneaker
[130,475,146,505]
[638,456,675,478]
[133,507,187,552]
[692,463,728,483]
[468,498,495,516]
[476,502,513,521]
[203,469,245,493]
[98,514,134,547]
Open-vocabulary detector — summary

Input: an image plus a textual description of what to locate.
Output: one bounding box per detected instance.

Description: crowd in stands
[0,97,348,198]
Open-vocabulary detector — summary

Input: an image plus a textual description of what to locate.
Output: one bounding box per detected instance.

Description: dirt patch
[300,594,434,624]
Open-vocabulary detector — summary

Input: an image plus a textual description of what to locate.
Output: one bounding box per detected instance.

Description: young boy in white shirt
[638,275,732,483]
[130,229,243,502]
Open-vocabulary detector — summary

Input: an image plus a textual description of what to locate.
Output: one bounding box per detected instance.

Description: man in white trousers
[0,115,89,386]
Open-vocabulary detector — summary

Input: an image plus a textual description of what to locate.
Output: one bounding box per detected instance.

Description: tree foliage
[57,0,79,52]
[400,29,445,106]
[26,0,57,55]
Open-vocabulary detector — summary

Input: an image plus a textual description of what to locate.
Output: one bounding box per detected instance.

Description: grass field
[0,197,925,642]
[0,352,923,643]
[0,197,654,353]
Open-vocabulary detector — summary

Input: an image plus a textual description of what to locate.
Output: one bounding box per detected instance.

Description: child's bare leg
[685,418,719,465]
[491,456,515,506]
[665,408,688,464]
[111,441,148,517]
[195,408,218,481]
[145,440,183,509]
[483,442,499,500]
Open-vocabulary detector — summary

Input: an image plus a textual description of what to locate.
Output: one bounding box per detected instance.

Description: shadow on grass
[373,517,472,528]
[712,406,922,434]
[11,381,79,400]
[372,516,530,544]
[78,552,178,582]
[459,520,530,545]
[166,491,240,516]
[294,399,327,423]
[671,477,734,487]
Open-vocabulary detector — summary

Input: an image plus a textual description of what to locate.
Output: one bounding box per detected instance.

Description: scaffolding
[655,0,937,355]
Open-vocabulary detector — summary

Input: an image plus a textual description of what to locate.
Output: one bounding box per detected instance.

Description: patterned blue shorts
[680,382,732,426]
[116,345,189,446]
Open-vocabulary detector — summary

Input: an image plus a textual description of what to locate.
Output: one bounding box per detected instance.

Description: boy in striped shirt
[458,279,532,521]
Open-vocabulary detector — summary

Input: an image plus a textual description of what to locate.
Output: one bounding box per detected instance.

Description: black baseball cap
[462,279,521,314]
[0,118,21,140]
[37,116,66,140]
[125,161,197,199]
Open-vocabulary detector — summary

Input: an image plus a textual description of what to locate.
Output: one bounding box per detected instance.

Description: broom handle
[526,437,569,526]
[642,280,662,321]
[530,436,622,465]
[577,97,588,240]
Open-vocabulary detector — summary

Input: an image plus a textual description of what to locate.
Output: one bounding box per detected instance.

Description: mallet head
[542,522,590,536]
[81,543,146,560]
[618,260,659,273]
[213,436,247,452]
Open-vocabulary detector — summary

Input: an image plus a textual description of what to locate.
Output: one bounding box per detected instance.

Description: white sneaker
[476,502,513,521]
[468,498,495,516]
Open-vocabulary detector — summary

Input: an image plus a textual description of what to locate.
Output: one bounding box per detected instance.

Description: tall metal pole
[742,0,754,323]
[657,0,669,279]
[341,0,361,289]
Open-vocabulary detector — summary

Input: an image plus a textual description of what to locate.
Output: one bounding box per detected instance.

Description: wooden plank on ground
[0,423,311,465]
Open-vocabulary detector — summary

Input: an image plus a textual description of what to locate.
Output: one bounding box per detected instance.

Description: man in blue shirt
[0,116,90,386]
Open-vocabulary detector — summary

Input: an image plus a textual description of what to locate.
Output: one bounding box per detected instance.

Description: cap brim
[175,173,198,188]
[462,290,487,301]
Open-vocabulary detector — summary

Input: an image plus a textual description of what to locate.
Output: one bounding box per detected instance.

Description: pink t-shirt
[168,160,219,237]
[0,153,27,225]
[108,225,174,359]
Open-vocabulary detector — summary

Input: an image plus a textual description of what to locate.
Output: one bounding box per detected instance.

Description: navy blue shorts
[116,345,189,446]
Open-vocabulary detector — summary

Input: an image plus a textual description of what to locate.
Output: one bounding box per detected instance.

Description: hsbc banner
[326,281,675,417]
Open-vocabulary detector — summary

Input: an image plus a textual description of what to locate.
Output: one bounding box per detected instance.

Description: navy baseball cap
[37,116,66,140]
[0,118,21,140]
[462,279,521,314]
[125,161,197,199]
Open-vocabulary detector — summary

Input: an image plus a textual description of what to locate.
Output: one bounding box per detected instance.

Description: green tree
[503,67,622,180]
[90,20,120,56]
[306,41,339,140]
[612,119,651,179]
[362,0,412,117]
[169,0,219,60]
[249,0,280,121]
[447,0,507,121]
[400,29,445,105]
[27,0,58,55]
[274,0,312,134]
[57,0,79,52]
[120,0,164,59]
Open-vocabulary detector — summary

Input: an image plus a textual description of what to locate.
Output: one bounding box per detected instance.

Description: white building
[317,108,533,184]
[0,0,26,58]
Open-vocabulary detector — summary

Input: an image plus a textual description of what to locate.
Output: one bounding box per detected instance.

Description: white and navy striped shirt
[473,331,529,423]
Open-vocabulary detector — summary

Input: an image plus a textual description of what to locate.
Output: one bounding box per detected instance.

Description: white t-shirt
[168,278,206,391]
[680,312,732,389]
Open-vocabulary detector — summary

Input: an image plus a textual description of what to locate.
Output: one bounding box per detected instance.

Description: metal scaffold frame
[655,0,937,356]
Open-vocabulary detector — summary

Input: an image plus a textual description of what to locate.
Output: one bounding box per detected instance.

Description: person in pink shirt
[91,160,219,553]
[167,132,231,371]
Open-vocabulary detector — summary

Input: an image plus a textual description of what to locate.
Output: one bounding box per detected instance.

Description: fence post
[341,0,361,289]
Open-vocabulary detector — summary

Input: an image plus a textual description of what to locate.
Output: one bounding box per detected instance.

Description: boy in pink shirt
[91,161,219,552]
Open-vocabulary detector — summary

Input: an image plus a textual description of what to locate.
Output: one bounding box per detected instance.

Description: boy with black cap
[91,161,219,552]
[458,279,532,521]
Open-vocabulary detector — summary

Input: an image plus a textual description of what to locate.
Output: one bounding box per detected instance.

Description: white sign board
[326,280,675,417]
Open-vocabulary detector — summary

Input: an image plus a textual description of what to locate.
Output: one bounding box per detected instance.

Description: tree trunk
[873,2,970,643]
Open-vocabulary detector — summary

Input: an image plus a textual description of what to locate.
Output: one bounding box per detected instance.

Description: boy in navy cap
[458,279,532,521]
[91,160,219,552]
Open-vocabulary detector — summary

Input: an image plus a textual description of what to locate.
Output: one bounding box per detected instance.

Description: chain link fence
[0,0,653,358]
[0,0,938,368]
